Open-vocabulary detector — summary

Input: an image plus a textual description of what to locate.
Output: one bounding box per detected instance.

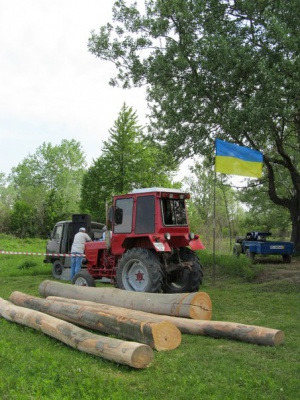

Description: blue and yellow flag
[215,139,263,178]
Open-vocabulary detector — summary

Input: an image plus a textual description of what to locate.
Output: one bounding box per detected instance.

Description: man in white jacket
[70,227,91,280]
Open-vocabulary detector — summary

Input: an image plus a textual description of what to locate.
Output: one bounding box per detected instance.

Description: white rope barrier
[0,251,85,257]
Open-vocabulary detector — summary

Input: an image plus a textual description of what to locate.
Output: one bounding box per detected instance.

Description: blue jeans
[70,252,83,280]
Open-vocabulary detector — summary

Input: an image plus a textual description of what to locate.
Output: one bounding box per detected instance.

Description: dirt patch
[253,258,300,284]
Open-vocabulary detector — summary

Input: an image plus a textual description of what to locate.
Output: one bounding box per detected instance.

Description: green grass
[0,236,299,399]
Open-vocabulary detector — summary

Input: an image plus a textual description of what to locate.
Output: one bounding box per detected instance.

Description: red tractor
[74,187,205,293]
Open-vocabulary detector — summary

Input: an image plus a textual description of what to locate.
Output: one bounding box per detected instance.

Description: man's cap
[79,227,86,232]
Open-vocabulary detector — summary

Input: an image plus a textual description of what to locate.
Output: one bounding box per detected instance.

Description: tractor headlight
[164,232,171,241]
[189,232,195,240]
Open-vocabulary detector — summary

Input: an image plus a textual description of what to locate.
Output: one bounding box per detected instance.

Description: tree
[80,103,177,220]
[88,0,300,251]
[9,140,86,237]
[237,181,292,239]
[0,173,16,234]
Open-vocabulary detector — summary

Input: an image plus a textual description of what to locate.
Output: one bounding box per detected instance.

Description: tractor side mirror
[108,206,114,224]
[108,206,123,225]
[115,207,123,225]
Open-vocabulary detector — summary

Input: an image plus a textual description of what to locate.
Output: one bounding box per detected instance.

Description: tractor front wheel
[163,248,203,293]
[116,248,163,293]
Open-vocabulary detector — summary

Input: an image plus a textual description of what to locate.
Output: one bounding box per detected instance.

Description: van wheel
[163,248,203,293]
[52,260,63,279]
[72,271,96,287]
[117,248,163,293]
[282,254,292,263]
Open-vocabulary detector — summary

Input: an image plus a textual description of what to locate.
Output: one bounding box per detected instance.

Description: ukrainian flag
[215,139,263,178]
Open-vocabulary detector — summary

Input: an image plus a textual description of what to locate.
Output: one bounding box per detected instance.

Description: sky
[0,0,160,177]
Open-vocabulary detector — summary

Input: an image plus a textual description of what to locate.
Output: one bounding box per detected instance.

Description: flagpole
[213,165,216,284]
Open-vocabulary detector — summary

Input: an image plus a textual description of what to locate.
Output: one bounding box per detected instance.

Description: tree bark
[9,291,181,351]
[46,296,285,346]
[38,280,212,320]
[0,298,153,369]
[290,208,300,254]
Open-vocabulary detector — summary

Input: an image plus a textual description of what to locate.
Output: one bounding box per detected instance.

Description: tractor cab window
[135,195,155,234]
[162,198,188,226]
[114,198,134,233]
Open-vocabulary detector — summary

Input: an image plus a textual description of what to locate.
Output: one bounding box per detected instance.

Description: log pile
[0,281,285,369]
[0,298,153,369]
[45,296,284,347]
[9,291,181,351]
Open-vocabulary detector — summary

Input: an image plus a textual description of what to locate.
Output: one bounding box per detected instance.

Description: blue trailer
[233,231,294,263]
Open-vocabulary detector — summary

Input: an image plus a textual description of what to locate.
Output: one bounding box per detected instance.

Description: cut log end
[131,345,154,369]
[151,321,182,351]
[270,329,285,346]
[189,292,213,320]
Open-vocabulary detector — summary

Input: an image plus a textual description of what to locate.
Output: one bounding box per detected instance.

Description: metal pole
[213,168,216,284]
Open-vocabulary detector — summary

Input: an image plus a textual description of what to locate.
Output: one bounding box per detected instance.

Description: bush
[198,250,263,282]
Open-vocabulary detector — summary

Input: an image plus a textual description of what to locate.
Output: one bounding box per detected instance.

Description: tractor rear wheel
[163,248,203,293]
[116,248,163,293]
[72,270,96,287]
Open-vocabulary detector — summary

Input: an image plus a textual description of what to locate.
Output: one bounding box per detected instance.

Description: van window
[53,225,63,240]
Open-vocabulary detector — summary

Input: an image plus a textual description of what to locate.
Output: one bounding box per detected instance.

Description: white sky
[0,0,157,177]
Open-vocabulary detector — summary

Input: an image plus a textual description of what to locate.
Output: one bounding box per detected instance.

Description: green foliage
[89,0,300,251]
[9,200,35,238]
[0,173,16,234]
[237,181,292,239]
[7,140,86,237]
[199,250,264,282]
[80,103,178,220]
[17,260,38,270]
[185,161,246,248]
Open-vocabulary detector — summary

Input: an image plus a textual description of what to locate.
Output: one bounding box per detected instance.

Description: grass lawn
[0,236,299,399]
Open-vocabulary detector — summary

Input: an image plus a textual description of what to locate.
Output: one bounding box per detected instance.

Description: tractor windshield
[162,198,188,226]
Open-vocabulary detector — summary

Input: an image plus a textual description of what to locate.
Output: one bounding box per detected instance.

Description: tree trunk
[9,291,181,351]
[0,298,153,369]
[38,280,212,320]
[46,296,285,346]
[290,208,300,254]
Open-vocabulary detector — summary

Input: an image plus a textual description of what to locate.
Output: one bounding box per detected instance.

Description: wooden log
[47,297,285,346]
[38,280,212,320]
[0,298,153,368]
[9,291,181,351]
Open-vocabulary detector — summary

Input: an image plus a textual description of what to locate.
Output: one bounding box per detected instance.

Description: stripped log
[0,298,153,368]
[47,297,285,346]
[38,280,212,320]
[9,291,181,351]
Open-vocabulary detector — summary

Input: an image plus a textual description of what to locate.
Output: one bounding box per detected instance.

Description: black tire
[282,254,292,263]
[163,248,203,294]
[52,260,64,279]
[233,246,240,258]
[245,248,255,263]
[116,248,163,293]
[72,271,96,287]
